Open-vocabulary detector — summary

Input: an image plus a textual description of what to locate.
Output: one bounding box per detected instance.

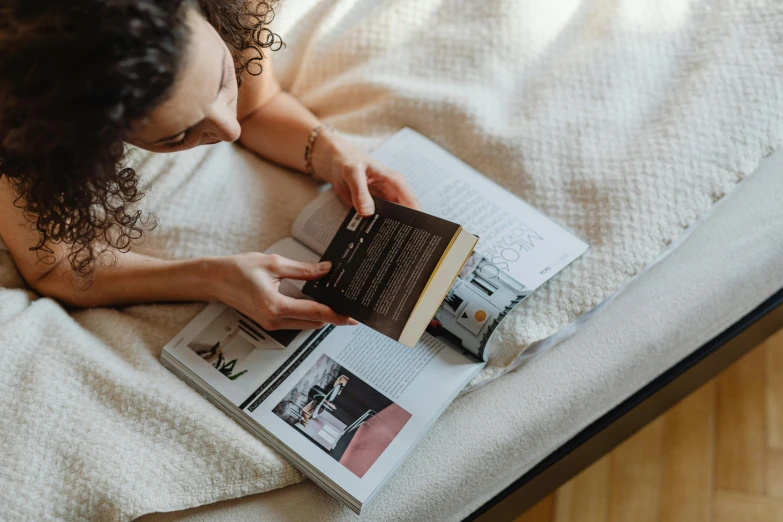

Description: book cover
[303,197,474,346]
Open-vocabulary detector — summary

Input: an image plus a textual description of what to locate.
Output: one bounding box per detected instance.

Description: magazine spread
[291,128,589,360]
[160,128,589,513]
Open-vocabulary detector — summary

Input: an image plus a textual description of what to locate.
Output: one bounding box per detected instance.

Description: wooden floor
[515,327,783,522]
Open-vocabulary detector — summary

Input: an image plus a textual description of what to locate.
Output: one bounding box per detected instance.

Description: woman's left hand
[310,129,421,217]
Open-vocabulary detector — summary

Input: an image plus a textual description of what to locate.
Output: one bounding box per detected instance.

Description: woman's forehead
[129,10,225,143]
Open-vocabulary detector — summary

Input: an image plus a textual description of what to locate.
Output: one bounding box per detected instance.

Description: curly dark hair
[0,0,282,277]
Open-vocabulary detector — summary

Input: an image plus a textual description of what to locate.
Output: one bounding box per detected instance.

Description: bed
[2,0,782,520]
[137,143,783,522]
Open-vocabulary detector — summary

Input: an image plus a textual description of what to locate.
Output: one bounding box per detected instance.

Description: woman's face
[127,9,240,153]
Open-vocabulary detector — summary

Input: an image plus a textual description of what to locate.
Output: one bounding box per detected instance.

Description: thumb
[269,256,332,281]
[345,165,375,217]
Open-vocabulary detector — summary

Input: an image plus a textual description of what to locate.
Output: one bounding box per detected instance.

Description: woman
[0,0,419,331]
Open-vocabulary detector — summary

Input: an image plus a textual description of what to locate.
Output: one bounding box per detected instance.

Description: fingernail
[360,203,374,215]
[318,261,332,271]
[348,318,359,326]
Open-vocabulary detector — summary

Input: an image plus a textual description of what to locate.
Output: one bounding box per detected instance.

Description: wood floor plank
[659,381,715,522]
[554,454,610,522]
[514,494,554,522]
[715,346,767,494]
[766,451,783,500]
[714,489,783,522]
[516,330,783,522]
[767,330,783,450]
[608,416,665,522]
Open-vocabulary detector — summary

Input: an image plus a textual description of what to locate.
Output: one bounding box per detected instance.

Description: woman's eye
[164,133,188,149]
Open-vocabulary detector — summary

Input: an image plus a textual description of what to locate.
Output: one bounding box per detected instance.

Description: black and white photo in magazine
[187,307,299,381]
[272,354,412,478]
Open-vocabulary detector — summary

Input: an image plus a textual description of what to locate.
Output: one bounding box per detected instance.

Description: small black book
[303,197,478,347]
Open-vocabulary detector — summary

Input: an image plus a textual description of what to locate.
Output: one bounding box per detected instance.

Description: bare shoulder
[0,176,66,281]
[237,51,282,121]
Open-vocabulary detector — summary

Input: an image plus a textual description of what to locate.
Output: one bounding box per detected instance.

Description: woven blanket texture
[1,0,781,519]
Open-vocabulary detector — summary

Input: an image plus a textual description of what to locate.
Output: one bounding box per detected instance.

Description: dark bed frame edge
[467,285,783,522]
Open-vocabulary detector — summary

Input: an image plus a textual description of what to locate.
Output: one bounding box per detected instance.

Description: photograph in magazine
[272,354,412,478]
[187,307,299,381]
[426,252,531,359]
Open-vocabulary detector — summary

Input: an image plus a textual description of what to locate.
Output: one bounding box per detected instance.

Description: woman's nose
[205,112,241,143]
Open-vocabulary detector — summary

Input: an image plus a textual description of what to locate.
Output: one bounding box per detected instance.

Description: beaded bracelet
[304,124,331,181]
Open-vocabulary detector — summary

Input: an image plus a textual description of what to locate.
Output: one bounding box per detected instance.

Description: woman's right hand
[210,252,357,331]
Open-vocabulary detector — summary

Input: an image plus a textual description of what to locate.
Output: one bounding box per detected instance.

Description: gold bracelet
[304,124,330,181]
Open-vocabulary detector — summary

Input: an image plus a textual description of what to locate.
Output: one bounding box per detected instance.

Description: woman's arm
[236,57,420,217]
[234,58,311,171]
[0,179,355,330]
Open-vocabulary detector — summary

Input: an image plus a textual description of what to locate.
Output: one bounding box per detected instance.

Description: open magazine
[160,129,588,513]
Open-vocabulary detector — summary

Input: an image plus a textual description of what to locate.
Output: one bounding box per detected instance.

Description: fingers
[266,254,332,281]
[343,164,375,216]
[271,295,358,327]
[339,162,420,216]
[225,253,359,332]
[368,165,421,210]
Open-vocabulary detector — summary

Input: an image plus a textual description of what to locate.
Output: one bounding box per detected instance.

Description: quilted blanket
[1,0,781,519]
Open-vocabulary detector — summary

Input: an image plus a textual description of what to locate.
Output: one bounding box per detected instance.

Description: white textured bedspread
[1,0,781,519]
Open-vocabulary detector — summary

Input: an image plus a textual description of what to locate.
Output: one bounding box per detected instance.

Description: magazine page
[162,303,483,509]
[372,128,589,291]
